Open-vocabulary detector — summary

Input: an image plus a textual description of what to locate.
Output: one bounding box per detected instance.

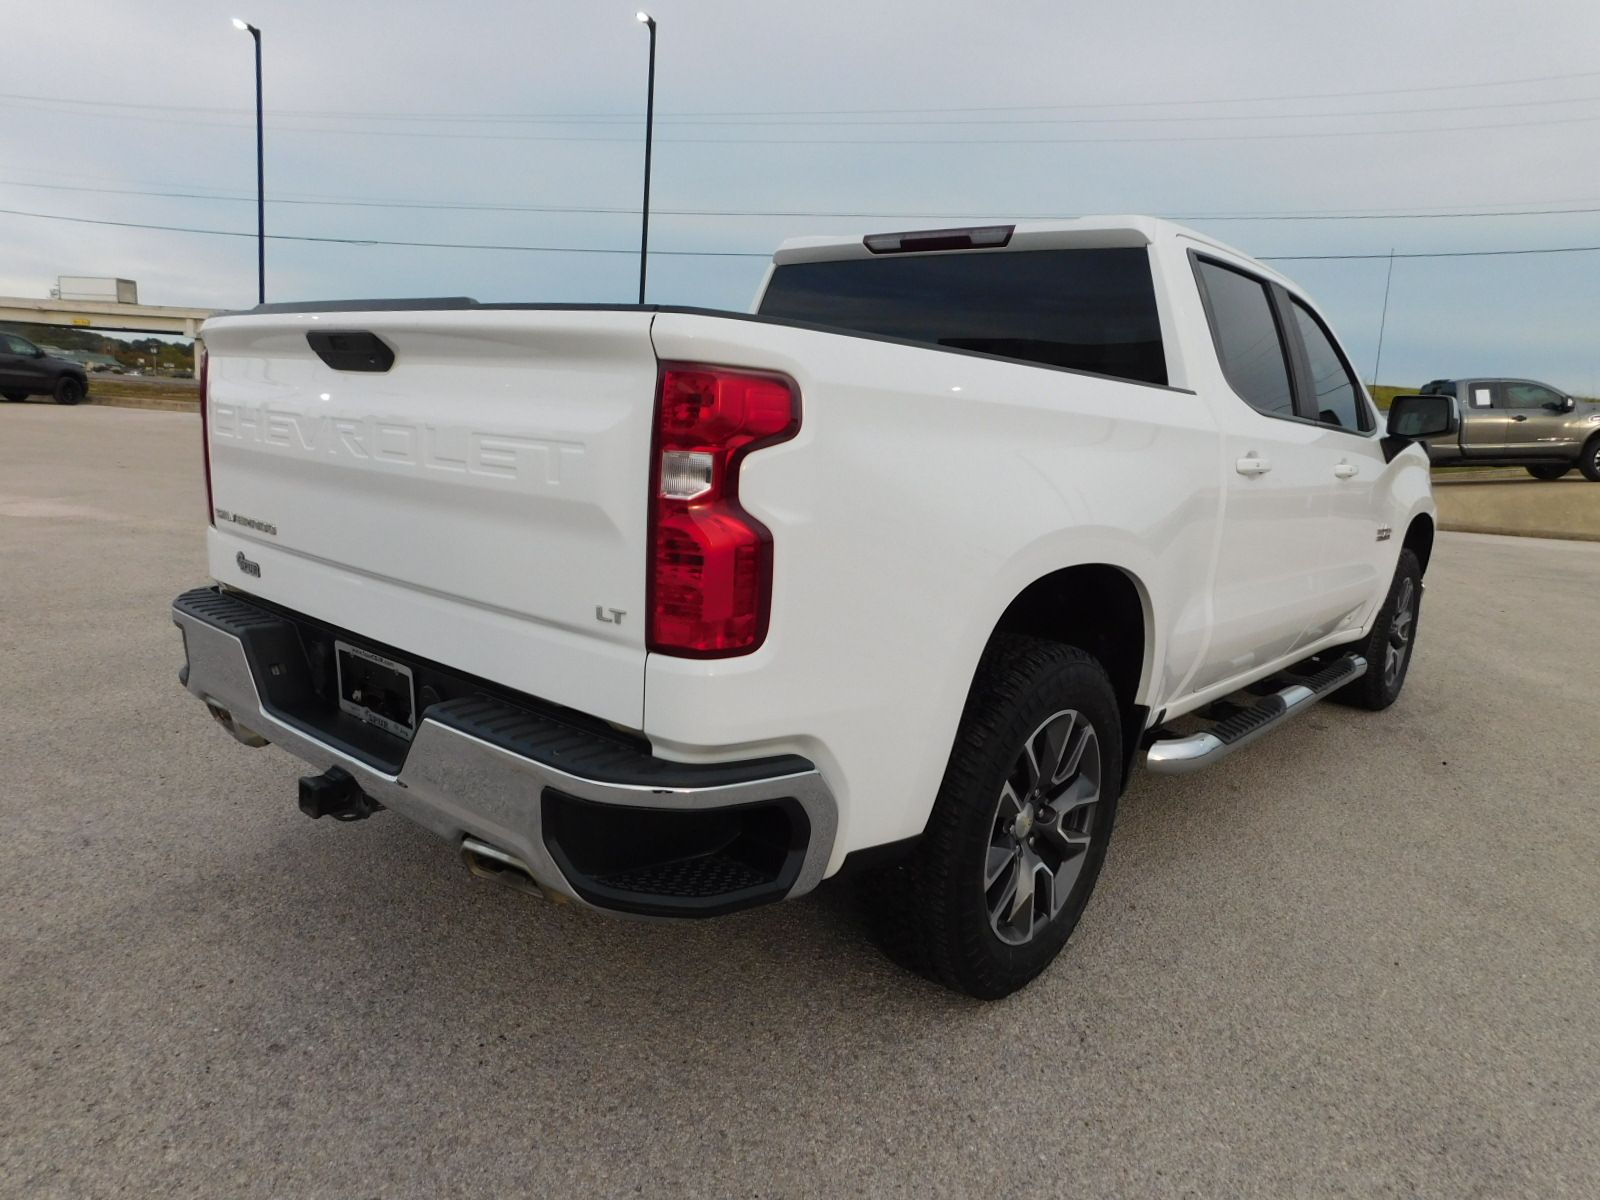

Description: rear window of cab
[757,247,1167,387]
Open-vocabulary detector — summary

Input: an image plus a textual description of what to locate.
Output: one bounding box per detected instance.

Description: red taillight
[648,363,799,657]
[199,352,214,526]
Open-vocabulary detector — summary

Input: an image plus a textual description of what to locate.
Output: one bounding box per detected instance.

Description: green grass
[1369,384,1597,410]
[1369,385,1411,411]
[83,376,199,413]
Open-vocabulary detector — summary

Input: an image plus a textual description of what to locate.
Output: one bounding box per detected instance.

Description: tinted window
[1502,382,1561,409]
[2,335,35,355]
[1291,300,1369,431]
[757,247,1167,385]
[1194,260,1295,418]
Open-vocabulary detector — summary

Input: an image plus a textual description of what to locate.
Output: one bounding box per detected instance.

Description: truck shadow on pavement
[197,810,977,1012]
[124,741,1299,1035]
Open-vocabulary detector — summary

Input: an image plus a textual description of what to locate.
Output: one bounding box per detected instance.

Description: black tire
[1526,464,1571,481]
[1580,435,1600,483]
[1333,548,1422,712]
[1,390,27,403]
[53,376,85,406]
[863,635,1122,999]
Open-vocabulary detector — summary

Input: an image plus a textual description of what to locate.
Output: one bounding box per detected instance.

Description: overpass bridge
[0,296,218,339]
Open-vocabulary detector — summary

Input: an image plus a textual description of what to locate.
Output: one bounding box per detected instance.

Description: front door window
[1501,382,1561,410]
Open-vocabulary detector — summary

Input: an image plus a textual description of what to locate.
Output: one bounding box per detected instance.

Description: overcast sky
[5,0,1600,392]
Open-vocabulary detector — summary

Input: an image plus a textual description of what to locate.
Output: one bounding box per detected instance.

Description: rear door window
[1192,259,1296,418]
[757,247,1168,386]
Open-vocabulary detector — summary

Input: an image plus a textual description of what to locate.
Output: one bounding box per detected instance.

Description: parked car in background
[174,217,1447,998]
[0,333,89,404]
[1416,378,1600,480]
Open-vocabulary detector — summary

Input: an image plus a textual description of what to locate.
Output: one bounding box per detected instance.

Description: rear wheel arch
[865,634,1122,997]
[987,563,1150,788]
[1403,512,1435,576]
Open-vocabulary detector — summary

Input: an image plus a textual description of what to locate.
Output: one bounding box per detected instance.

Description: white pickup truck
[173,217,1456,998]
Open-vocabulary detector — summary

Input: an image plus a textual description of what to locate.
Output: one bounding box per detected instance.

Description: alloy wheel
[985,709,1102,945]
[1385,576,1416,687]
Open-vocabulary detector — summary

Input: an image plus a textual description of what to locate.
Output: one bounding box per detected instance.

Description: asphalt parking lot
[3,404,1598,1198]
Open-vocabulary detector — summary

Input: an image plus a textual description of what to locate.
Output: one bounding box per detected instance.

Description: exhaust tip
[461,837,563,904]
[204,700,270,748]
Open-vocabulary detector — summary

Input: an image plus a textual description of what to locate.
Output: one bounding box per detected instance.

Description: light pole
[635,11,656,305]
[232,17,265,305]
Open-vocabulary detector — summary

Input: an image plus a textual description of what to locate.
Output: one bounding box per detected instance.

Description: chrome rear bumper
[172,587,837,916]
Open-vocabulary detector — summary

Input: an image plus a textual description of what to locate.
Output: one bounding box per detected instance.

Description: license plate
[334,641,416,737]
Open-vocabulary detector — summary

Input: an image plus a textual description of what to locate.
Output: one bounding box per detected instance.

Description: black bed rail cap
[243,296,481,315]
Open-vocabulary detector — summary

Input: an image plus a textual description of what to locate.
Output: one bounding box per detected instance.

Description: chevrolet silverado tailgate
[198,306,659,728]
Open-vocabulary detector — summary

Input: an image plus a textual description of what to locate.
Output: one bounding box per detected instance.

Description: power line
[618,93,1600,126]
[0,206,768,256]
[5,65,1600,120]
[5,158,1596,216]
[1183,207,1600,222]
[1264,246,1600,260]
[2,203,1599,263]
[8,91,1600,128]
[4,99,1600,144]
[8,176,1600,223]
[12,159,1600,219]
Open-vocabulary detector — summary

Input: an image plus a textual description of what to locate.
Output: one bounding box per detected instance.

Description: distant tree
[0,322,192,369]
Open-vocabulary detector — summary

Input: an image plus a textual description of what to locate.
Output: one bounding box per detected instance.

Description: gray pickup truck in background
[1417,378,1600,480]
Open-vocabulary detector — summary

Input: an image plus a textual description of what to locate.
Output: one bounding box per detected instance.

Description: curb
[1437,521,1600,543]
[85,395,199,414]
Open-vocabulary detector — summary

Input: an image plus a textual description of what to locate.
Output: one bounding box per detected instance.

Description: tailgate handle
[306,330,395,373]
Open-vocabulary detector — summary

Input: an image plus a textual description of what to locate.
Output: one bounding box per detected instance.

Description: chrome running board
[1144,653,1367,775]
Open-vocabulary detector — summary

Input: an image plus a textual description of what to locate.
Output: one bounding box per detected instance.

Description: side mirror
[33,348,45,358]
[1562,395,1576,413]
[1387,393,1458,440]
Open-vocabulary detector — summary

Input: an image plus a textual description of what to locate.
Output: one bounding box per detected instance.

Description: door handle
[1333,462,1359,480]
[1235,455,1272,477]
[1512,414,1528,422]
